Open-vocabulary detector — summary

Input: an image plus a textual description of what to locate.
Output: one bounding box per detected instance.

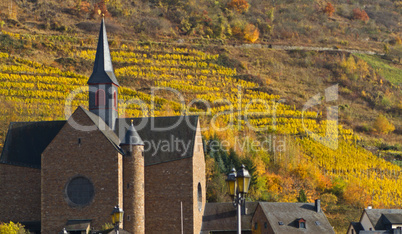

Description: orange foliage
[353,8,369,22]
[343,183,370,207]
[243,24,259,43]
[92,0,110,18]
[227,0,250,13]
[323,2,335,17]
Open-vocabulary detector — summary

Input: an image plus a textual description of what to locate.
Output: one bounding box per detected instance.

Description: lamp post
[111,205,124,234]
[226,165,251,234]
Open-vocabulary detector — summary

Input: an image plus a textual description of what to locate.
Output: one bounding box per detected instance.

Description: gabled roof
[350,222,364,233]
[0,107,124,169]
[201,202,258,232]
[382,213,402,225]
[115,116,199,166]
[87,18,119,86]
[0,121,66,168]
[364,209,402,230]
[72,106,123,155]
[258,202,335,234]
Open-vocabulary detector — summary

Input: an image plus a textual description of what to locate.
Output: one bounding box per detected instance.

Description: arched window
[114,91,117,108]
[95,89,105,106]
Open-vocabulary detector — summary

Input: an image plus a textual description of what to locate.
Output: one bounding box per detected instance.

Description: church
[0,18,206,233]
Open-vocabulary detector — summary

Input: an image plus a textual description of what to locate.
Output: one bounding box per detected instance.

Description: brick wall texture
[41,108,123,233]
[0,164,41,222]
[122,144,145,233]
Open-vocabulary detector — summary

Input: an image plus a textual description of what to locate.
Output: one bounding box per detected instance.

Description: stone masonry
[0,164,41,222]
[122,144,145,233]
[41,107,123,233]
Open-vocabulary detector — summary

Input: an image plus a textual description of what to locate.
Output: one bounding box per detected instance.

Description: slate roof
[382,213,402,225]
[364,209,402,230]
[258,202,335,234]
[1,109,199,168]
[201,202,258,232]
[115,115,199,166]
[120,121,144,145]
[87,18,119,86]
[0,107,125,169]
[0,121,66,168]
[350,222,364,233]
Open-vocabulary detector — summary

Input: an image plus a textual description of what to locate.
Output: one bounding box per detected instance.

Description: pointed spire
[120,120,144,146]
[87,17,119,86]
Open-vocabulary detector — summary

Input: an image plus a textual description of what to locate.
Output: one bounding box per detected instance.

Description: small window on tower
[95,89,105,106]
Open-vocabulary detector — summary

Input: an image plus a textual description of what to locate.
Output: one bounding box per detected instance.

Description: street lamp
[111,205,124,234]
[226,164,251,234]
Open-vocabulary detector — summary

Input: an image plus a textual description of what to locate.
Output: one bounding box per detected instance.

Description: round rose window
[66,176,94,206]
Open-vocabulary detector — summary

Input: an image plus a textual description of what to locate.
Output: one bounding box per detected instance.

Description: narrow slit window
[114,91,117,108]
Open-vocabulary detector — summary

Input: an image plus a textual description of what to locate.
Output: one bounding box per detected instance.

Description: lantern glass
[236,165,251,194]
[111,205,124,225]
[225,168,237,196]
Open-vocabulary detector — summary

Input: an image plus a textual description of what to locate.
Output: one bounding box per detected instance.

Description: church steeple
[88,18,119,130]
[88,17,119,86]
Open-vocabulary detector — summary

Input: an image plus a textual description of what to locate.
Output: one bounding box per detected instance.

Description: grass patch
[356,54,402,85]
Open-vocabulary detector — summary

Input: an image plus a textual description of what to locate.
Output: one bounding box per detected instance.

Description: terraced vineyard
[0,30,401,214]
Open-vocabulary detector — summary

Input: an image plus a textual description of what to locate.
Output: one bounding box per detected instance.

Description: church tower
[120,121,145,233]
[88,18,119,130]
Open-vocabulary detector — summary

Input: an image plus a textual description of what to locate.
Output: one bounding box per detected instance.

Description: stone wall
[145,157,194,233]
[41,107,123,233]
[0,164,41,222]
[122,145,145,233]
[192,120,206,234]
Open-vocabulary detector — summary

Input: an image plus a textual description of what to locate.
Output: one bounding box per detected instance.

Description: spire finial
[131,119,134,126]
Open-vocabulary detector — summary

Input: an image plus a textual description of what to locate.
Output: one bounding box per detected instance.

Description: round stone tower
[120,120,145,234]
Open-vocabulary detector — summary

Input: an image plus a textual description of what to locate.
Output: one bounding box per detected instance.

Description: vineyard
[0,28,401,233]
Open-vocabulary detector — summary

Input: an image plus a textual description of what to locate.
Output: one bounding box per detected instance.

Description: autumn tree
[92,0,110,18]
[323,2,335,17]
[243,23,259,43]
[353,8,369,22]
[373,115,395,135]
[227,0,250,14]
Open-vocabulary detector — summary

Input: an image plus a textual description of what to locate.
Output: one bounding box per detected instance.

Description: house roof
[87,18,119,86]
[382,213,402,225]
[201,202,258,232]
[0,106,125,169]
[1,108,199,168]
[364,209,402,230]
[258,202,335,234]
[349,222,364,233]
[115,115,199,166]
[0,120,66,168]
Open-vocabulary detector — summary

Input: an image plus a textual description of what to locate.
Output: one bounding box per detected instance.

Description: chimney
[315,199,321,213]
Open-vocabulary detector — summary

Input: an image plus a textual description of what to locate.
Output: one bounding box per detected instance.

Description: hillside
[0,0,402,233]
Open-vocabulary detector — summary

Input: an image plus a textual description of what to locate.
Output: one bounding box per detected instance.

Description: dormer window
[298,218,306,229]
[95,89,105,106]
